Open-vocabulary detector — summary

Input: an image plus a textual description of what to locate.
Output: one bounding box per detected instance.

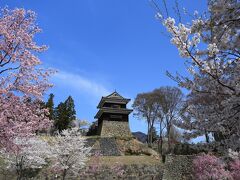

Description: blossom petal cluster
[0,7,54,149]
[193,154,232,180]
[159,0,240,150]
[50,128,91,177]
[193,154,240,180]
[0,137,52,172]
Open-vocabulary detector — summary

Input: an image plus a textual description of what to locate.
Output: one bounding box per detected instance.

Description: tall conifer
[54,96,76,132]
[45,93,55,120]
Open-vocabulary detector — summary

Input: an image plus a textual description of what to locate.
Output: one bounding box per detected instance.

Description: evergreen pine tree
[55,102,67,132]
[54,96,76,132]
[45,93,54,120]
[65,96,76,123]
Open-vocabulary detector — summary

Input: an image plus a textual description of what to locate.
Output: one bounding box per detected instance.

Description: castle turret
[94,91,133,137]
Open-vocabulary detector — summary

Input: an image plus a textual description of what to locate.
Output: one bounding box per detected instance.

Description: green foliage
[45,93,54,120]
[86,121,98,136]
[54,96,76,132]
[173,143,206,155]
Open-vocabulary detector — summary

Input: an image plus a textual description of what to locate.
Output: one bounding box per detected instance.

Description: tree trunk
[16,160,23,180]
[17,171,23,180]
[205,130,210,143]
[62,169,67,180]
[158,121,163,155]
[149,123,155,148]
[147,122,150,147]
[167,125,171,153]
[149,125,153,147]
[158,135,163,155]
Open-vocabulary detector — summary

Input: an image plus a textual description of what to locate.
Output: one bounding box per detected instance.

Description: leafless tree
[133,87,183,152]
[153,87,183,152]
[132,92,161,147]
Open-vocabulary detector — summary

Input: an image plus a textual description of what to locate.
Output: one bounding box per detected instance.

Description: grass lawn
[88,155,162,166]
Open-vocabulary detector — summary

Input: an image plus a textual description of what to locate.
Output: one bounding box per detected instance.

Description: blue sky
[1,0,207,136]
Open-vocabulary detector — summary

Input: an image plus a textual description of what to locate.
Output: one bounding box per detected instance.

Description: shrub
[193,154,232,180]
[229,159,240,180]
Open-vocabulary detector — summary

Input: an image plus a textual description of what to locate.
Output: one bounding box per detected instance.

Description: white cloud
[53,71,110,98]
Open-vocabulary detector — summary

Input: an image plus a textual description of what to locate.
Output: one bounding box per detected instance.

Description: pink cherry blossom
[229,159,240,180]
[193,154,232,180]
[0,7,54,150]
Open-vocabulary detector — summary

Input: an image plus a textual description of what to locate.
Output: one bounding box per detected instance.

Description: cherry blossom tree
[50,128,91,180]
[193,154,232,180]
[228,149,240,160]
[229,159,240,180]
[154,0,240,151]
[193,153,240,180]
[228,149,240,180]
[0,137,52,180]
[0,7,53,149]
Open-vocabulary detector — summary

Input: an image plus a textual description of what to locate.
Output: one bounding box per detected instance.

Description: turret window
[110,115,122,119]
[112,104,121,108]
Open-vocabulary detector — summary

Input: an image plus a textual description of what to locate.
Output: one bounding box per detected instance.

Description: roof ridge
[105,91,124,99]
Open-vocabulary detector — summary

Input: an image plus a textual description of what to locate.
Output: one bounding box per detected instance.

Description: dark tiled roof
[97,91,131,108]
